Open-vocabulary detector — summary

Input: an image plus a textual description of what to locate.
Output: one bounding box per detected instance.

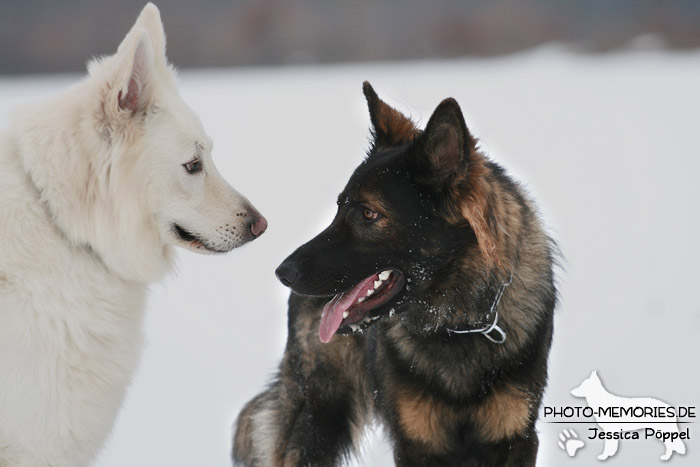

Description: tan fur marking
[378,108,419,145]
[372,94,419,146]
[471,384,531,442]
[396,388,450,451]
[358,191,388,215]
[294,308,319,376]
[462,202,496,264]
[458,153,502,269]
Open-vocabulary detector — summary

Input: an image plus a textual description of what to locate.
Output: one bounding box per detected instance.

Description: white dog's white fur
[0,4,264,466]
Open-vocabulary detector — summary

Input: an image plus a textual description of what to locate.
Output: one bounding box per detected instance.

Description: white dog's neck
[14,83,173,284]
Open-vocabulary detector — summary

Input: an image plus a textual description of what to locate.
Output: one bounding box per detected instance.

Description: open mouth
[173,223,217,252]
[319,269,405,343]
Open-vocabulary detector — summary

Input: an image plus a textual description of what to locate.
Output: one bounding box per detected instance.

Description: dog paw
[558,429,585,457]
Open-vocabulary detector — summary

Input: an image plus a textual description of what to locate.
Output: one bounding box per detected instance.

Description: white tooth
[342,311,349,319]
[358,297,365,303]
[367,289,374,297]
[374,280,382,289]
[379,270,391,281]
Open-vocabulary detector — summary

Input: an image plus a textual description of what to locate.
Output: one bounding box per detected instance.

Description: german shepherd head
[276,82,517,343]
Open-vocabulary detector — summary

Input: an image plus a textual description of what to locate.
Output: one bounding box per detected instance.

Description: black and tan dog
[233,83,558,466]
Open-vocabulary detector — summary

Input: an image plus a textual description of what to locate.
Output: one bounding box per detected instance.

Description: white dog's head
[16,3,266,283]
[100,3,268,255]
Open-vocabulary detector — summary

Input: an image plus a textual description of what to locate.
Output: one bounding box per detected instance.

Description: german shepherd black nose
[275,260,299,287]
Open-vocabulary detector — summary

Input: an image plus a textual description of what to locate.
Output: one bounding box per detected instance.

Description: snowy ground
[1,46,699,466]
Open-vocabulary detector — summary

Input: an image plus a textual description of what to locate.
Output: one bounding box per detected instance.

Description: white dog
[571,370,686,461]
[0,4,266,466]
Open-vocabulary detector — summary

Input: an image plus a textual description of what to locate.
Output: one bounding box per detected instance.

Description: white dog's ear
[105,4,168,118]
[125,3,167,66]
[114,31,156,115]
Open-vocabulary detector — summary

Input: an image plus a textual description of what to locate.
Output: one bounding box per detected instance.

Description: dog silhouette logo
[570,370,687,461]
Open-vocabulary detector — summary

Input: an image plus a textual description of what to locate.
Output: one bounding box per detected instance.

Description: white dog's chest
[0,262,147,465]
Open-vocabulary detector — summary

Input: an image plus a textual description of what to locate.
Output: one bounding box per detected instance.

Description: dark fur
[233,82,557,466]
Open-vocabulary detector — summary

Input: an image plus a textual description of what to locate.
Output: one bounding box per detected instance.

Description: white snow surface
[1,46,699,466]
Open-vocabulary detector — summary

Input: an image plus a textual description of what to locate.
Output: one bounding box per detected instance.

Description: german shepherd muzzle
[233,82,558,467]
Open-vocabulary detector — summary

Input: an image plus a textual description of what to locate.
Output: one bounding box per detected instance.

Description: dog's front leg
[233,387,282,466]
[279,305,371,465]
[233,377,354,467]
[233,295,370,466]
[233,358,363,467]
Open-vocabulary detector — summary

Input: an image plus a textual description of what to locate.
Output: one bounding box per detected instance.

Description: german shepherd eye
[363,208,379,221]
[183,159,202,174]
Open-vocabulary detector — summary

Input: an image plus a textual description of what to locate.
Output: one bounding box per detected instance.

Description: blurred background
[3,0,700,74]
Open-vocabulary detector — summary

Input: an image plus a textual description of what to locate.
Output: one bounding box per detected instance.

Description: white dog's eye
[183,159,202,174]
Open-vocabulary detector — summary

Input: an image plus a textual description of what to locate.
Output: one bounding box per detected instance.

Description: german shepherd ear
[420,98,474,184]
[421,99,501,268]
[363,82,418,147]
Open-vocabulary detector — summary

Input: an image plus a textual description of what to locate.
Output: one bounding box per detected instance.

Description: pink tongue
[319,274,378,343]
